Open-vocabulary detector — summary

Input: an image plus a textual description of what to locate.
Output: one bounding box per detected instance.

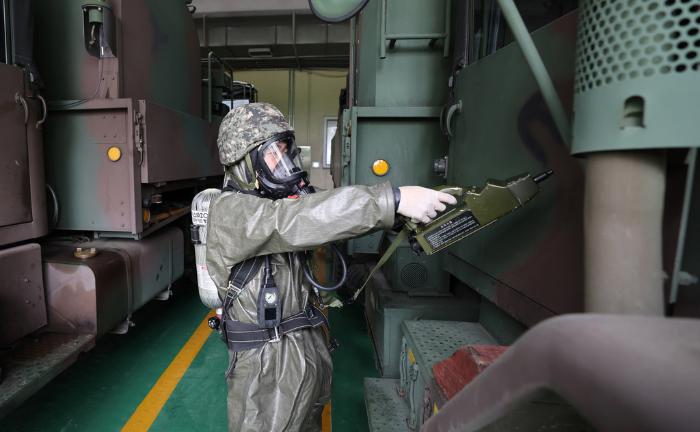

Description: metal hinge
[134,111,144,165]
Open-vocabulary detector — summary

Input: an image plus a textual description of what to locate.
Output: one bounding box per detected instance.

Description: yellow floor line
[322,402,332,432]
[121,310,215,432]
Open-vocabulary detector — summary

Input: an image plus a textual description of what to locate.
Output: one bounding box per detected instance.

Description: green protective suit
[206,182,395,431]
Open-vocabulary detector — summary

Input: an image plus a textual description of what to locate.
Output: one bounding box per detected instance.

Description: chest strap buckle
[268,326,281,343]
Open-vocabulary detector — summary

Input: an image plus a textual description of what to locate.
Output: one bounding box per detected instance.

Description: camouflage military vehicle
[313,0,700,430]
[0,0,239,412]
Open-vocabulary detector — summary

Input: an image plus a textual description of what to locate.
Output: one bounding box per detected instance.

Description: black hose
[303,243,347,291]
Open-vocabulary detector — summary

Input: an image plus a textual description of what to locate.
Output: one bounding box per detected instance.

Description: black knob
[408,237,426,256]
[433,157,447,176]
[208,316,221,331]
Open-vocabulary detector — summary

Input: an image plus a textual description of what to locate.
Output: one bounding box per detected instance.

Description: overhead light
[248,48,272,58]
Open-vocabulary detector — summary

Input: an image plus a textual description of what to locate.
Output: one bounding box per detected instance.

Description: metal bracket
[445,100,462,138]
[35,94,47,129]
[133,111,144,165]
[423,386,434,424]
[15,93,28,125]
[407,363,420,430]
[154,285,172,301]
[110,316,135,335]
[399,337,409,397]
[670,148,699,304]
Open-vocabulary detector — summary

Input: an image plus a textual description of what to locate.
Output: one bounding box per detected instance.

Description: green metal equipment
[34,0,222,237]
[445,11,582,326]
[571,0,700,315]
[328,1,461,390]
[364,271,480,377]
[397,320,495,429]
[312,0,586,429]
[316,0,700,430]
[406,171,552,256]
[572,0,700,154]
[1,0,224,415]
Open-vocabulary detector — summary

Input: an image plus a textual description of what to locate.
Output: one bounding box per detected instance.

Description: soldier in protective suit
[206,103,456,431]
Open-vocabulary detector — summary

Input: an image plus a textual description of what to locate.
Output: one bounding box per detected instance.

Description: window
[322,117,337,169]
[298,146,312,170]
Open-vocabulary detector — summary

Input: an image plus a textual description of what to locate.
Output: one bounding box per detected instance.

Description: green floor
[0,280,377,432]
[329,300,379,432]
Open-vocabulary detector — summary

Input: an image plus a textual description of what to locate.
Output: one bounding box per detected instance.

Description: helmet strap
[241,153,257,190]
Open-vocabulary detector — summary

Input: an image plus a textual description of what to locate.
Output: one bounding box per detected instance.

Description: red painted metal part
[433,345,508,401]
[423,315,700,432]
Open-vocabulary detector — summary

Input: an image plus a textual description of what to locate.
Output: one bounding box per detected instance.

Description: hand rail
[445,100,462,138]
[495,0,571,145]
[379,0,451,59]
[36,94,47,129]
[207,51,235,122]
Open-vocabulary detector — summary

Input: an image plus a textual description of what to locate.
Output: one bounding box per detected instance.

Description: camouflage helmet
[217,102,293,166]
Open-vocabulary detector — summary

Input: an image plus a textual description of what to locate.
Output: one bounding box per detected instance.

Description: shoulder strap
[222,256,264,312]
[223,180,260,196]
[351,229,408,302]
[257,256,282,329]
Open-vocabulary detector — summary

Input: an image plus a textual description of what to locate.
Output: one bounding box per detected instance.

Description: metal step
[397,321,497,429]
[364,270,480,378]
[0,333,94,418]
[402,320,495,383]
[365,377,410,432]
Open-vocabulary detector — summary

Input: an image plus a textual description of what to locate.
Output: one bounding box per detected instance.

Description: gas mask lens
[254,132,313,199]
[260,139,303,181]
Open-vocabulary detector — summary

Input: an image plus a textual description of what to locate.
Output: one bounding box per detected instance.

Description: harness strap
[222,179,259,196]
[222,256,263,313]
[257,255,282,328]
[224,304,327,353]
[351,228,408,302]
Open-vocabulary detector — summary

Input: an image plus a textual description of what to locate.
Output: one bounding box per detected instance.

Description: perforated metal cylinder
[572,0,700,154]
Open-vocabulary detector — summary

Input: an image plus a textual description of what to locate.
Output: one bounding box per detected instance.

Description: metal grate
[400,263,428,290]
[365,378,411,432]
[575,0,700,94]
[0,333,94,416]
[403,320,495,381]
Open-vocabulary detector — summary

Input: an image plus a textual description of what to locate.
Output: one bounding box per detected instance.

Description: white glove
[397,186,458,224]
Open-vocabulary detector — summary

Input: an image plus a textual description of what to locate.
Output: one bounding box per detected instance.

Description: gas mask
[252,131,314,199]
